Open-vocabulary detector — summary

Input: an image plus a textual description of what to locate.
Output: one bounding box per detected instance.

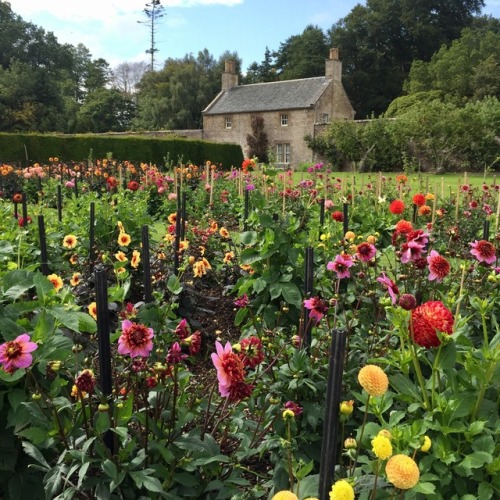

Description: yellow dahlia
[272,492,298,500]
[63,234,78,249]
[329,479,354,500]
[358,365,389,397]
[385,454,420,490]
[371,435,393,460]
[420,435,431,452]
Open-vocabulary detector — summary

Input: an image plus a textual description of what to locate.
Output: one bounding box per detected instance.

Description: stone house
[202,48,355,167]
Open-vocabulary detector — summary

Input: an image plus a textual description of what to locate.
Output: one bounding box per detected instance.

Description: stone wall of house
[203,107,318,166]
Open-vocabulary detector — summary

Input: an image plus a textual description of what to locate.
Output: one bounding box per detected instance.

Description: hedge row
[0,133,244,170]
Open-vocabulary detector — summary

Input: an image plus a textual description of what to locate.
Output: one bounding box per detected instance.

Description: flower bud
[344,437,357,449]
[98,403,109,412]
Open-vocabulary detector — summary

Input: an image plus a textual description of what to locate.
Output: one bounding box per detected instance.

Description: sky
[7,0,500,71]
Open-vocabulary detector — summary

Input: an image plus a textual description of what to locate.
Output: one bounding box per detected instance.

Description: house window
[322,113,329,123]
[280,113,288,126]
[225,116,232,129]
[276,143,291,163]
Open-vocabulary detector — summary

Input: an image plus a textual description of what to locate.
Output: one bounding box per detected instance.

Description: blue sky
[7,0,500,71]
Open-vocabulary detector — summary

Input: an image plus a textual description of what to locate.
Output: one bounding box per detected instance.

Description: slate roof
[203,76,331,115]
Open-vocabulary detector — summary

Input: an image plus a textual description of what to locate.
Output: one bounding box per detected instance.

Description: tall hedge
[0,133,244,170]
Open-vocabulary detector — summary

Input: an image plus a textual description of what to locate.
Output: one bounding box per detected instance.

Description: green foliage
[0,133,243,169]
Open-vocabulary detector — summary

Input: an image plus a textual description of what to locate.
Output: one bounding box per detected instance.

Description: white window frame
[280,113,288,126]
[276,143,291,164]
[322,113,329,124]
[225,116,232,129]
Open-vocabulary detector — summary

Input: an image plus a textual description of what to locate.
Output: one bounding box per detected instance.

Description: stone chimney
[222,60,238,90]
[325,47,342,81]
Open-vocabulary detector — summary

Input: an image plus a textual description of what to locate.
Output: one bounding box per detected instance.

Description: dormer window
[225,116,232,129]
[280,114,288,126]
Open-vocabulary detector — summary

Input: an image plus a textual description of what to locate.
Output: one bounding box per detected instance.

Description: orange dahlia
[358,365,389,397]
[411,301,454,348]
[385,454,420,490]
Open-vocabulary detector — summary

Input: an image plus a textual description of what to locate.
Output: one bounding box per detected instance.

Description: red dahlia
[412,193,426,207]
[389,200,405,214]
[411,301,454,348]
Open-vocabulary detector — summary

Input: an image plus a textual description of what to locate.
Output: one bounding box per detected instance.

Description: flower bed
[0,160,498,499]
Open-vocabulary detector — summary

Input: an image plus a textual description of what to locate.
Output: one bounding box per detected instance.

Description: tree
[246,115,269,162]
[112,61,150,94]
[138,0,165,71]
[328,0,486,117]
[133,50,242,130]
[274,25,329,80]
[75,88,135,133]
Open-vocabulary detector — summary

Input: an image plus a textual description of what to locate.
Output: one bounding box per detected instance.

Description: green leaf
[117,395,134,426]
[18,427,50,446]
[0,316,25,339]
[47,306,80,331]
[460,451,493,469]
[280,282,302,308]
[33,273,55,302]
[239,231,258,246]
[478,482,494,500]
[472,434,494,455]
[437,342,456,371]
[390,373,422,402]
[253,277,267,294]
[77,313,97,333]
[295,474,319,498]
[234,307,249,326]
[21,442,50,469]
[468,420,486,437]
[412,482,436,494]
[8,388,26,412]
[191,454,231,467]
[269,282,282,300]
[167,274,183,295]
[102,459,118,481]
[2,270,35,300]
[129,470,164,493]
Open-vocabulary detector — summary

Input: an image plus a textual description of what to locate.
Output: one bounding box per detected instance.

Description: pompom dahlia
[358,365,389,397]
[411,301,454,348]
[385,454,420,490]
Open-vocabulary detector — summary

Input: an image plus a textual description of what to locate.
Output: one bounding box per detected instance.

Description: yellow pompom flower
[358,365,389,397]
[371,435,393,460]
[329,479,354,500]
[420,435,431,452]
[272,491,298,500]
[385,454,420,490]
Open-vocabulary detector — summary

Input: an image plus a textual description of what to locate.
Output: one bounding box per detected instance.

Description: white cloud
[8,0,243,22]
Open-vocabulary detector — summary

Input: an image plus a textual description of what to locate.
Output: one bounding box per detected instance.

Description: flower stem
[409,316,431,410]
[352,394,370,474]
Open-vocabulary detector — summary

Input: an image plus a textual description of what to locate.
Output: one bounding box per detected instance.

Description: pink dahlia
[211,341,245,397]
[0,334,38,373]
[427,250,450,282]
[118,320,154,358]
[377,272,399,304]
[304,296,329,323]
[470,240,496,265]
[327,253,353,279]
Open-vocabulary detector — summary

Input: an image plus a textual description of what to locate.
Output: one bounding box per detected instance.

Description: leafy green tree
[403,27,500,101]
[75,88,135,133]
[274,25,329,80]
[328,0,485,117]
[133,50,241,130]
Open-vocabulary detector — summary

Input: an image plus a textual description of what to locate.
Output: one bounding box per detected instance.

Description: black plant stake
[38,215,50,276]
[483,220,490,241]
[141,225,153,303]
[74,174,78,198]
[94,268,114,453]
[14,202,18,220]
[21,193,28,227]
[318,328,348,500]
[319,198,325,229]
[89,202,96,265]
[173,206,182,275]
[303,247,314,347]
[57,184,63,222]
[412,203,418,224]
[244,189,249,231]
[181,191,187,241]
[343,203,349,238]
